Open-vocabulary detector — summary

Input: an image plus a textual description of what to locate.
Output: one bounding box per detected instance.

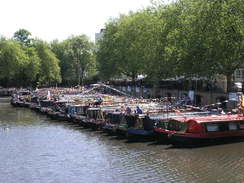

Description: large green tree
[13,29,33,47]
[97,0,244,93]
[64,35,96,86]
[97,11,159,85]
[23,47,41,86]
[0,40,28,87]
[96,19,122,80]
[168,0,244,91]
[50,40,73,85]
[34,40,61,86]
[196,0,244,92]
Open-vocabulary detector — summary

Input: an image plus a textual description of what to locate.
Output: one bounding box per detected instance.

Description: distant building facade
[215,68,244,92]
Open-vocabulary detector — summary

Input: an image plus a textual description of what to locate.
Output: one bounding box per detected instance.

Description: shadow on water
[147,141,171,146]
[107,135,127,141]
[125,137,155,144]
[45,117,244,150]
[169,139,244,149]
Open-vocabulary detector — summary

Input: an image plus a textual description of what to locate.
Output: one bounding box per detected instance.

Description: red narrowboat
[153,111,213,144]
[168,114,244,146]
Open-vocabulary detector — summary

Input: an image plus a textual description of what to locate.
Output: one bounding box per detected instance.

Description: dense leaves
[0,40,27,86]
[1,0,243,91]
[97,0,244,92]
[34,40,61,86]
[13,29,33,47]
[51,35,96,86]
[0,31,95,87]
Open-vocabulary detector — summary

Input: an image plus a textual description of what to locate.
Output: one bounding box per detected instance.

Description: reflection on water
[1,97,244,183]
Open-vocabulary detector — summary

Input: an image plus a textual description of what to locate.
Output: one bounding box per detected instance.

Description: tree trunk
[226,73,232,93]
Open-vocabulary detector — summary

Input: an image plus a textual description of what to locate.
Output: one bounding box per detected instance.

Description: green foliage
[96,19,124,80]
[96,0,244,92]
[51,40,73,85]
[0,37,42,87]
[0,40,27,86]
[97,10,159,81]
[62,35,96,86]
[176,0,244,91]
[0,30,95,87]
[13,29,33,47]
[1,0,243,91]
[23,47,41,85]
[34,40,61,86]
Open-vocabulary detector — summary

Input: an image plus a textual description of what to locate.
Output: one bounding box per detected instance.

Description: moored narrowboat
[116,114,135,136]
[127,114,155,140]
[168,114,244,146]
[103,112,122,135]
[153,111,214,143]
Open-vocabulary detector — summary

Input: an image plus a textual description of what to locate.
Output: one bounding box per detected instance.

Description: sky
[0,0,160,42]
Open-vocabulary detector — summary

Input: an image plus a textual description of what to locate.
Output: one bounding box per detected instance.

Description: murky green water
[1,97,244,183]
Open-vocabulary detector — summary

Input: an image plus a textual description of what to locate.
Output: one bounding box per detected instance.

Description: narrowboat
[81,107,100,128]
[153,111,214,143]
[103,112,122,135]
[168,114,244,146]
[116,114,135,136]
[127,114,155,140]
[85,107,116,130]
[67,105,88,124]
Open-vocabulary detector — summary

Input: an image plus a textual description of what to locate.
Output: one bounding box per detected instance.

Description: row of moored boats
[10,84,244,147]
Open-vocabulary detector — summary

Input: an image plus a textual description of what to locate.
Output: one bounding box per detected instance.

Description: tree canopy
[96,0,244,92]
[13,29,33,47]
[1,0,243,92]
[51,35,96,86]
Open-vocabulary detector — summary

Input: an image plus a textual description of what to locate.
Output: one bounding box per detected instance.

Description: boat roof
[172,114,244,123]
[149,111,212,120]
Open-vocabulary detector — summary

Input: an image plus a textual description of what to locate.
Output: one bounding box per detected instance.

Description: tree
[23,47,41,86]
[173,0,244,92]
[97,10,160,93]
[198,0,244,92]
[50,40,73,86]
[65,35,96,86]
[0,39,28,87]
[13,29,33,47]
[34,40,61,86]
[96,19,122,80]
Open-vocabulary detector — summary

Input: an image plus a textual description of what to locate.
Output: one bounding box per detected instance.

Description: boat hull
[169,133,244,147]
[127,128,155,141]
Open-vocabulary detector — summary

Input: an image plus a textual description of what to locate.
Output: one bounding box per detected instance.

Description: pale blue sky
[0,0,161,42]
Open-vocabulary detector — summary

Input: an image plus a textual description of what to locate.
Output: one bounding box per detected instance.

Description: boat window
[219,123,229,131]
[167,120,187,131]
[229,123,238,131]
[206,124,219,132]
[206,123,231,132]
[156,120,168,129]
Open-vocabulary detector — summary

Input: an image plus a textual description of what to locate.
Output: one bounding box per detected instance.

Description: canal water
[1,98,244,183]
